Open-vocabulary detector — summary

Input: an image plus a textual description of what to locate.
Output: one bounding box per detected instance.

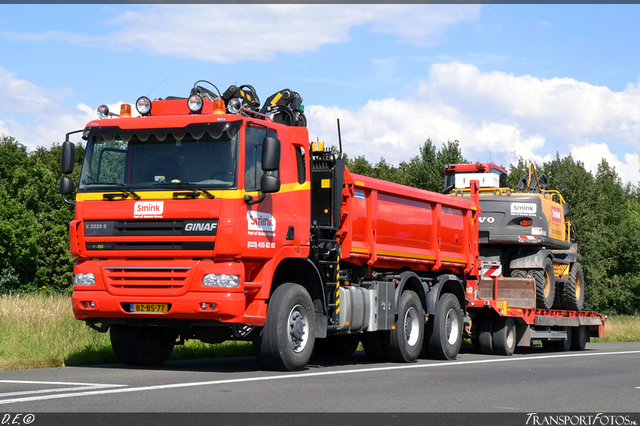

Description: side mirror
[61,141,76,175]
[260,173,281,194]
[262,137,280,172]
[59,176,75,195]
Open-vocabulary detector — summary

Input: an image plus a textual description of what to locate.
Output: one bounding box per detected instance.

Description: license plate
[130,303,169,314]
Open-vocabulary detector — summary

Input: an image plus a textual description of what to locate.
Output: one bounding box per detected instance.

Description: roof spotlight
[97,105,109,119]
[228,98,242,114]
[136,96,152,116]
[188,94,204,113]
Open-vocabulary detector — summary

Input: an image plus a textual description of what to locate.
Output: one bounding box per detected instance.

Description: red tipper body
[339,169,479,276]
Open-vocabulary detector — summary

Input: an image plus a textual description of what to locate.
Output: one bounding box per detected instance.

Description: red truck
[59,82,603,370]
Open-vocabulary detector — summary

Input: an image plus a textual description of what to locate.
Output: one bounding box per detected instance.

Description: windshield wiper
[87,183,141,200]
[152,182,215,199]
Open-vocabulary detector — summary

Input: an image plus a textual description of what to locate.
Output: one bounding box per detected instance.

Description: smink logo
[552,207,562,223]
[134,201,164,217]
[247,211,276,235]
[511,202,536,216]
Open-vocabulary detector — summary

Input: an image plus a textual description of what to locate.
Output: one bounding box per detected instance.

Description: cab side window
[245,127,278,192]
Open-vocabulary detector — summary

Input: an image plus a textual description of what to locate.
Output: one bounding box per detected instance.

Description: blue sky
[2,4,640,183]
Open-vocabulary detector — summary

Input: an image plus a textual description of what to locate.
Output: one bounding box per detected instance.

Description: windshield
[78,122,240,191]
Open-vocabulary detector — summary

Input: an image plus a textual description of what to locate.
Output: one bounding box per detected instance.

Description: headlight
[188,94,203,113]
[136,96,152,115]
[74,273,95,286]
[202,274,240,288]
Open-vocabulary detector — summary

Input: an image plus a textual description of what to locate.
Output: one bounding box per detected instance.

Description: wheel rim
[445,307,461,345]
[403,306,420,347]
[544,272,551,298]
[288,304,309,353]
[506,324,515,349]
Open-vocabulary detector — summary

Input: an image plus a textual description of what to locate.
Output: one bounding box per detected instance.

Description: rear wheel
[562,263,585,311]
[384,290,424,363]
[510,269,527,279]
[110,325,175,366]
[531,260,556,310]
[571,326,588,351]
[254,283,316,371]
[424,293,463,360]
[478,317,494,355]
[492,317,516,356]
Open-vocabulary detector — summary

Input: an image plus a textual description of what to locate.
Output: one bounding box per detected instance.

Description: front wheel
[254,283,316,371]
[424,293,463,360]
[384,290,424,363]
[562,263,585,311]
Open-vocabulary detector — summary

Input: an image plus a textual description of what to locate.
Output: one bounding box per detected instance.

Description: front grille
[85,220,218,236]
[104,266,191,295]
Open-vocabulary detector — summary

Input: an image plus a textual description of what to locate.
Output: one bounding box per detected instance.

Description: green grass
[0,293,637,370]
[0,293,252,371]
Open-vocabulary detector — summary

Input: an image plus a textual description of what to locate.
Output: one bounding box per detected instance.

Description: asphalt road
[0,342,638,415]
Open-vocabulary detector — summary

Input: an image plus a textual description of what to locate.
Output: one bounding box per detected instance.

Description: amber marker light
[212,99,225,114]
[120,104,132,118]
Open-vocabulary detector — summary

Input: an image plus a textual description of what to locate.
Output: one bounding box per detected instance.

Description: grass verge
[0,293,637,370]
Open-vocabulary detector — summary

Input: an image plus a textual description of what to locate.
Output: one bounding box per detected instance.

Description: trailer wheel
[313,334,360,359]
[384,290,424,363]
[478,317,494,354]
[531,260,556,310]
[424,293,463,360]
[361,332,389,363]
[570,326,588,351]
[562,263,585,311]
[110,325,175,366]
[551,327,572,352]
[254,283,316,371]
[492,317,516,356]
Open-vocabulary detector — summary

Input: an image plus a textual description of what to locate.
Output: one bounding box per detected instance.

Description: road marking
[0,380,126,398]
[1,349,639,405]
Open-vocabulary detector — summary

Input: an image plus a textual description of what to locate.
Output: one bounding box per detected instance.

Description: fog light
[75,273,95,286]
[209,303,217,310]
[82,301,88,308]
[201,302,207,310]
[202,274,240,287]
[90,301,96,308]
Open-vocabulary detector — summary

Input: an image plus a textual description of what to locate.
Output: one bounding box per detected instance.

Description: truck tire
[479,317,494,354]
[424,293,463,360]
[384,290,424,363]
[510,269,527,279]
[254,283,316,371]
[570,326,588,351]
[361,332,389,363]
[531,260,556,310]
[313,334,360,359]
[562,263,585,311]
[492,317,516,356]
[552,327,572,352]
[110,325,175,366]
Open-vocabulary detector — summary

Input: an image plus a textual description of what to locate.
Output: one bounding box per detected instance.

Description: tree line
[1,135,638,314]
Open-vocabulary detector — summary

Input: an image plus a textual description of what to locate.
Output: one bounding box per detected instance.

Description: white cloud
[0,66,95,149]
[307,62,640,184]
[2,5,481,64]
